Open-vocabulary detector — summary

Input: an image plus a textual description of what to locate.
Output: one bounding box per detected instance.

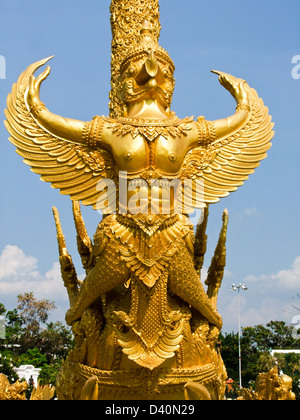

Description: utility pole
[231,283,248,389]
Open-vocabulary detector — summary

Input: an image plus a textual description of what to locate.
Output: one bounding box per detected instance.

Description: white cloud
[273,256,300,289]
[244,208,259,217]
[0,245,67,303]
[217,256,300,332]
[234,207,260,221]
[0,245,38,279]
[222,295,275,329]
[244,256,300,290]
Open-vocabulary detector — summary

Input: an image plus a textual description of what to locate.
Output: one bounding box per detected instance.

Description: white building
[270,350,300,357]
[14,365,41,386]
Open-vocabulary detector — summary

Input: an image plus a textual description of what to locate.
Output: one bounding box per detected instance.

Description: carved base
[53,204,229,401]
[56,357,226,400]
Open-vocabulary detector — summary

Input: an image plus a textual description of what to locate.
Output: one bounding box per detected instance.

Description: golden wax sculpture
[0,374,55,401]
[0,374,27,401]
[238,368,296,401]
[5,0,274,400]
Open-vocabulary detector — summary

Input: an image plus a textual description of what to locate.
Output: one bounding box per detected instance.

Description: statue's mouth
[122,77,173,108]
[124,80,168,103]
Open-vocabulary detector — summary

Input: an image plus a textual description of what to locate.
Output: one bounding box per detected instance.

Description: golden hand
[28,66,50,106]
[25,56,53,114]
[202,70,251,142]
[212,70,248,105]
[21,56,85,143]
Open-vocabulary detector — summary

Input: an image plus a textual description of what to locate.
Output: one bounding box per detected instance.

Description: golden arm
[212,71,250,140]
[189,71,250,148]
[26,64,87,144]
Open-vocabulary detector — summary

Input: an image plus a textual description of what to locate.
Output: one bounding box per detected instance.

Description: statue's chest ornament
[105,116,194,143]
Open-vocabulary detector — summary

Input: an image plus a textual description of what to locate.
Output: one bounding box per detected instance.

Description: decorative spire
[205,209,229,310]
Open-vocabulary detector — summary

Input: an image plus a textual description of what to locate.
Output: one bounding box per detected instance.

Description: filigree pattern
[105,116,193,141]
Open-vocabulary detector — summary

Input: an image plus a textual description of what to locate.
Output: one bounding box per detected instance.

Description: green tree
[17,348,47,367]
[0,307,23,382]
[219,331,261,389]
[242,321,297,352]
[17,292,56,352]
[39,321,74,362]
[38,360,63,386]
[0,293,74,387]
[0,351,19,383]
[220,321,300,399]
[4,309,24,345]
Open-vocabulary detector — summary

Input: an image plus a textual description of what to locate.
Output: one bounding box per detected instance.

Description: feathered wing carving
[5,63,274,212]
[179,76,275,208]
[4,58,117,211]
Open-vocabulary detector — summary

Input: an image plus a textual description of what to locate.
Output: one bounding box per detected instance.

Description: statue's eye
[163,69,169,78]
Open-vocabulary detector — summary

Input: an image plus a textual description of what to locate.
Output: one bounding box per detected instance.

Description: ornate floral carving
[105,115,193,142]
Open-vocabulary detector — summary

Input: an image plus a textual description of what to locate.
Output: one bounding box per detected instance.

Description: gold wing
[179,75,274,208]
[4,58,117,211]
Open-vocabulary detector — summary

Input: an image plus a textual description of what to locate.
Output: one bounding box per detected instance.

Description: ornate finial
[138,20,157,46]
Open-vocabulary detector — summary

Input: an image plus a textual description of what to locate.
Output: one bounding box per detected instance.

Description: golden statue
[0,374,27,401]
[0,374,55,401]
[30,382,56,401]
[5,0,274,400]
[238,368,296,401]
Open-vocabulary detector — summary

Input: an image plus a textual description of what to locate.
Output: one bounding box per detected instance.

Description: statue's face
[119,51,175,109]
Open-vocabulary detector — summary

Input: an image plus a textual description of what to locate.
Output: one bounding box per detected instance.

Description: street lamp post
[231,283,248,389]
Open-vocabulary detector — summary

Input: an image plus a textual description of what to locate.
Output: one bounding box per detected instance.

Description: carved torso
[106,133,188,175]
[84,115,215,214]
[101,116,199,176]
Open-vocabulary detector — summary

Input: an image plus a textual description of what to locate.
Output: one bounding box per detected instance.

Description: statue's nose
[135,51,159,86]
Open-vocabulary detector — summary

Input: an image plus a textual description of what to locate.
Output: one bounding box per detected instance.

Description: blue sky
[0,0,299,332]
